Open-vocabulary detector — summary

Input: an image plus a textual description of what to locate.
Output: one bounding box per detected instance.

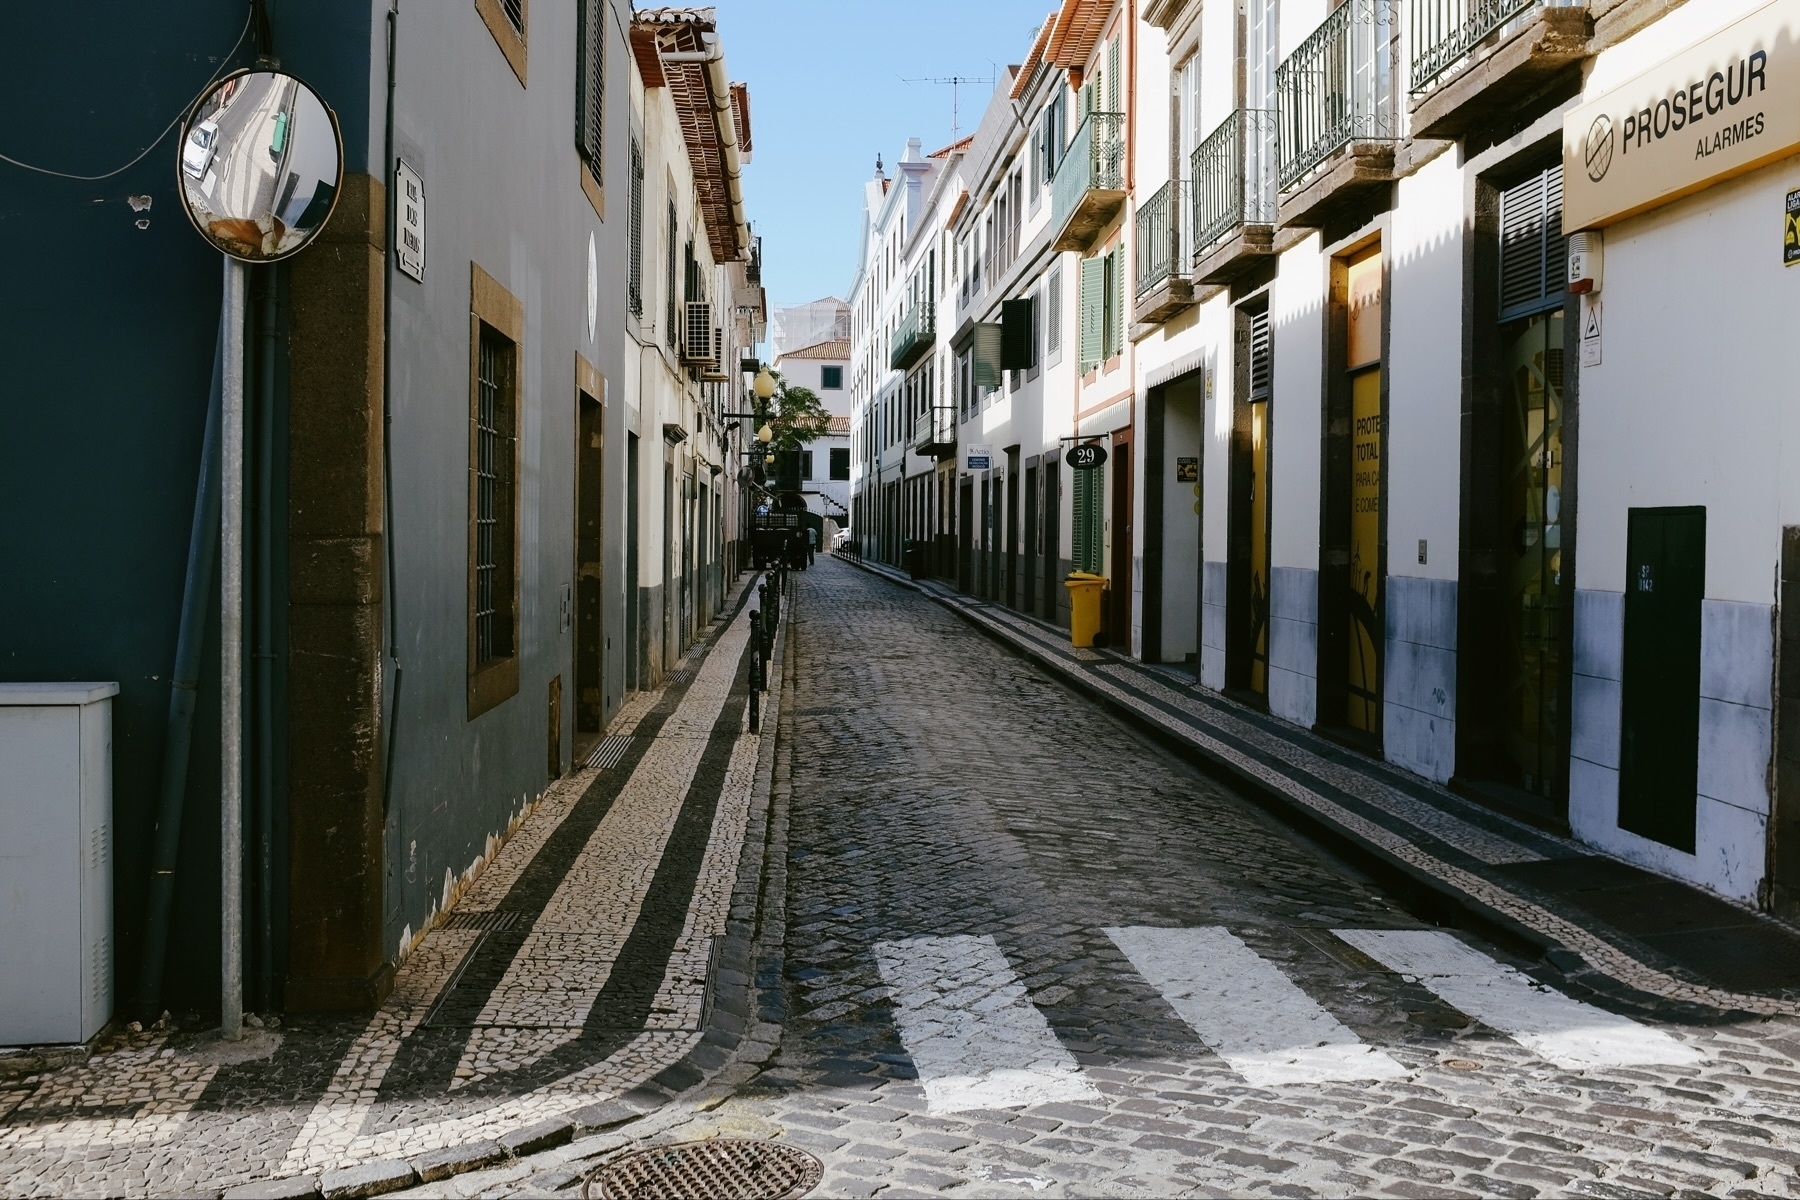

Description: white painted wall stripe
[873,935,1099,1114]
[1335,929,1705,1069]
[1106,926,1410,1086]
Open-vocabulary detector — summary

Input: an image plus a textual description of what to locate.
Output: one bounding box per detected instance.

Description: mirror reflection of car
[182,120,218,179]
[269,110,289,159]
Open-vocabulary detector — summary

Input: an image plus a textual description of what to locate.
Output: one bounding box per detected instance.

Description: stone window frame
[468,263,526,720]
[476,0,528,87]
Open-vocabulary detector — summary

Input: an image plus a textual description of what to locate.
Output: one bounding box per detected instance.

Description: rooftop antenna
[899,74,995,141]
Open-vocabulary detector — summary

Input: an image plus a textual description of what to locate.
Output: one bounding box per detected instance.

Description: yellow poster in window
[1348,368,1382,733]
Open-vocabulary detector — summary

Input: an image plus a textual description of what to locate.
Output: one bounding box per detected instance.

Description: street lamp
[753,366,777,400]
[757,422,773,445]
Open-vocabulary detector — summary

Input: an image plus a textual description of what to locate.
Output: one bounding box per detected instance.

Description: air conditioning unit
[682,302,717,365]
[701,327,731,382]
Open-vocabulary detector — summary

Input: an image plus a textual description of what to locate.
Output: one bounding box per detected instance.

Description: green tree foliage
[761,370,830,452]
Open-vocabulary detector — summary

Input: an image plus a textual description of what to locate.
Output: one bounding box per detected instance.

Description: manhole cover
[585,1139,822,1200]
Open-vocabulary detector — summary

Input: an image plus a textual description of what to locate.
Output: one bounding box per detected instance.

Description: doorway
[1143,375,1204,666]
[575,389,604,746]
[1320,245,1385,741]
[1227,304,1272,703]
[1006,449,1021,609]
[1457,161,1573,824]
[1042,460,1061,621]
[959,477,974,592]
[1109,429,1134,649]
[626,433,640,691]
[1023,462,1039,615]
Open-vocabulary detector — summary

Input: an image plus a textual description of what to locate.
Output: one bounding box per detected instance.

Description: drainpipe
[381,0,403,815]
[134,300,225,1021]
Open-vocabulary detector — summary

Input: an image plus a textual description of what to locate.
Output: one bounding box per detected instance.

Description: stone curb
[831,555,1565,970]
[216,571,798,1200]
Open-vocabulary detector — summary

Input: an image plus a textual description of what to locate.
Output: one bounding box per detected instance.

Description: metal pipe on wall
[134,298,226,1021]
[254,267,279,1013]
[221,257,248,1040]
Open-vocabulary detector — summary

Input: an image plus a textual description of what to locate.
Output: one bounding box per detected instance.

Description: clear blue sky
[717,0,1054,323]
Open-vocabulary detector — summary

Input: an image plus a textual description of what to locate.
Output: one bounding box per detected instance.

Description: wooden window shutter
[1072,462,1104,574]
[1249,307,1273,401]
[1107,38,1121,111]
[1498,164,1565,321]
[1001,298,1034,370]
[1079,256,1103,372]
[577,0,604,177]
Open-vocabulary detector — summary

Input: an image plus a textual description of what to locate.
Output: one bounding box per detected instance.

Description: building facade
[2,0,760,1023]
[849,0,1800,913]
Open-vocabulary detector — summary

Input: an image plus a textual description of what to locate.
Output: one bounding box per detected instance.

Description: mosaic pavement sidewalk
[0,581,782,1199]
[839,554,1800,1022]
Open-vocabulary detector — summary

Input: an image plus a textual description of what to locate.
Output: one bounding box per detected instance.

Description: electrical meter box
[0,682,117,1045]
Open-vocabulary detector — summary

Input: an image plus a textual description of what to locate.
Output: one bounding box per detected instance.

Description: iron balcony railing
[1276,0,1399,191]
[909,404,957,454]
[1412,0,1572,92]
[889,298,935,370]
[1051,111,1126,232]
[1190,109,1278,257]
[1135,179,1187,297]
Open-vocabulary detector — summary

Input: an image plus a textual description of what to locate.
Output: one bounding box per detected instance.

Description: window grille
[1498,163,1565,321]
[576,0,603,178]
[475,324,515,665]
[628,138,644,315]
[501,0,525,34]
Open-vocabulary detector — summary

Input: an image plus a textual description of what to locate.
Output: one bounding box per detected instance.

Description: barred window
[628,137,644,315]
[474,323,517,668]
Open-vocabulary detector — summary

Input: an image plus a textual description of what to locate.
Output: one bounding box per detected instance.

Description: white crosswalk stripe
[1335,929,1706,1070]
[873,935,1099,1114]
[1106,926,1411,1086]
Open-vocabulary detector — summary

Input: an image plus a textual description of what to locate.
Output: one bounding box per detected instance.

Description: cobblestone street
[449,559,1800,1199]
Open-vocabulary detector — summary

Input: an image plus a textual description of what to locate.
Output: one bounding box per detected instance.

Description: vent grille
[442,910,523,932]
[587,734,634,771]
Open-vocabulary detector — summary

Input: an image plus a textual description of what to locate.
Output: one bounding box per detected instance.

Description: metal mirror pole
[220,256,248,1040]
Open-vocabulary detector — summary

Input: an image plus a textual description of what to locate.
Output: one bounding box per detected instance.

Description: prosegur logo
[1585,114,1615,182]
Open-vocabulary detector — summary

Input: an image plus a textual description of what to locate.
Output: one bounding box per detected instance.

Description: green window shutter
[1072,462,1105,574]
[973,322,1004,388]
[1106,38,1121,112]
[1106,248,1125,358]
[1078,256,1103,372]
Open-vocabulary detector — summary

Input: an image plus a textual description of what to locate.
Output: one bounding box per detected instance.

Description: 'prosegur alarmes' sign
[1563,0,1800,230]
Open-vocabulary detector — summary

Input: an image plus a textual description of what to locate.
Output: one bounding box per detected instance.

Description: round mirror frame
[175,66,345,264]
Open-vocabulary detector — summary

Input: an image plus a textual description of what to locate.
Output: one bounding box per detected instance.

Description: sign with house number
[1066,443,1107,470]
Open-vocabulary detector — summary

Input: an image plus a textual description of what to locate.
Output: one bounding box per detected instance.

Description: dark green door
[1618,506,1705,852]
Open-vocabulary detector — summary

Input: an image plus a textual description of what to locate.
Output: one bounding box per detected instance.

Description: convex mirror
[177,69,342,262]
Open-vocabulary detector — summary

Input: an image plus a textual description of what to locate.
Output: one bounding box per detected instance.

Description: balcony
[1133,180,1193,329]
[890,299,935,370]
[909,405,957,460]
[1410,0,1592,139]
[1190,109,1278,286]
[1051,111,1126,252]
[1276,0,1400,229]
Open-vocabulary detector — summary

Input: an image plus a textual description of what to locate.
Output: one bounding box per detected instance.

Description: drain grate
[585,1139,822,1200]
[440,910,522,932]
[587,735,634,771]
[664,665,695,684]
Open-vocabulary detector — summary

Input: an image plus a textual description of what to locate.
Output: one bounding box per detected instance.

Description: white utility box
[0,682,117,1045]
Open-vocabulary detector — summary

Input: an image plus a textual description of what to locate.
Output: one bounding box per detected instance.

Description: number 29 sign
[1066,442,1108,470]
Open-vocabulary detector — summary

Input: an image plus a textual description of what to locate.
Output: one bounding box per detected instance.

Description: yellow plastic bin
[1065,571,1106,647]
